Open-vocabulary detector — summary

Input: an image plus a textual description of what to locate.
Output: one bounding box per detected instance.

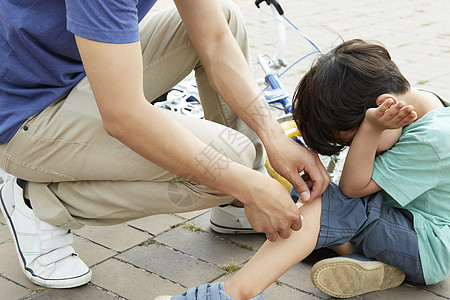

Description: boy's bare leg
[224,196,323,300]
[333,242,355,256]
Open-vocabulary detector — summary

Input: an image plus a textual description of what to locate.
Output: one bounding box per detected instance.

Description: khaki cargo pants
[0,0,266,229]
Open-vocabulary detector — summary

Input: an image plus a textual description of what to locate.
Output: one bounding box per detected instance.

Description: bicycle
[153,0,347,189]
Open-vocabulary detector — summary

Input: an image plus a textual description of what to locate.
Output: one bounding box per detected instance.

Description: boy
[161,39,449,299]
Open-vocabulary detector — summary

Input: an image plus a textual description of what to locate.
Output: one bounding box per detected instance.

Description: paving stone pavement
[1,0,449,299]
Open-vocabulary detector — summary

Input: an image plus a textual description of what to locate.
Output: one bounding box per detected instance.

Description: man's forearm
[174,0,286,153]
[110,101,266,204]
[200,33,287,151]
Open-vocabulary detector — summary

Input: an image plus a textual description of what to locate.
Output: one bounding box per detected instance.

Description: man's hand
[243,175,302,242]
[266,134,330,202]
[366,99,417,131]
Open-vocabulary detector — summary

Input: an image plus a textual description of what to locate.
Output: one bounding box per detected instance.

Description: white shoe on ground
[0,177,91,288]
[210,205,256,234]
[310,256,405,298]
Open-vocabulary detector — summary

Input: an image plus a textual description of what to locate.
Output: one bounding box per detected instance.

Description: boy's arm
[339,99,417,198]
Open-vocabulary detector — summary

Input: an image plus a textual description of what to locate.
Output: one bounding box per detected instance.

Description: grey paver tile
[188,211,267,251]
[364,283,445,300]
[265,282,318,300]
[243,0,450,102]
[0,242,41,290]
[126,214,185,235]
[179,210,213,232]
[278,261,333,299]
[30,284,118,300]
[118,242,225,287]
[0,276,32,299]
[414,278,450,299]
[174,209,210,221]
[73,223,151,252]
[72,235,117,267]
[212,232,266,253]
[155,226,253,266]
[91,258,185,300]
[0,211,5,225]
[212,272,234,284]
[0,222,11,243]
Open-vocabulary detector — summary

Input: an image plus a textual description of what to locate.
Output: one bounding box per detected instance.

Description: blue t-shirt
[0,0,157,144]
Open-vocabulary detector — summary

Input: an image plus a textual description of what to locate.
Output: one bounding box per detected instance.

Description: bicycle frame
[255,0,347,183]
[256,0,291,114]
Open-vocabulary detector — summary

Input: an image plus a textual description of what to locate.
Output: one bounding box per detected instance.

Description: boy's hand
[366,99,417,131]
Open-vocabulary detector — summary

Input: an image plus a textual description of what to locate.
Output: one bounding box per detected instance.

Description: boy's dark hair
[292,39,410,156]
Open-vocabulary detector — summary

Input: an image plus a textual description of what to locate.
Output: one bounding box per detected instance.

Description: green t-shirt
[372,107,450,285]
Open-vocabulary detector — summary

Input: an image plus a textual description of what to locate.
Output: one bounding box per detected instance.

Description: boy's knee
[299,196,323,226]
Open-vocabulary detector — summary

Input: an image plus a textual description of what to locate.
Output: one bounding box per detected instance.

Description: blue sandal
[155,282,263,300]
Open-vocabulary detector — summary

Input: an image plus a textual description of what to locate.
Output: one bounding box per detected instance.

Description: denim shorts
[291,183,425,284]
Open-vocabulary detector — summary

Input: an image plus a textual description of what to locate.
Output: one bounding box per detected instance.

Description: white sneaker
[0,177,91,288]
[210,205,256,234]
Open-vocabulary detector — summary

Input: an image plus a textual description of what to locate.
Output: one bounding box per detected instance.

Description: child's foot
[155,282,263,299]
[310,256,405,298]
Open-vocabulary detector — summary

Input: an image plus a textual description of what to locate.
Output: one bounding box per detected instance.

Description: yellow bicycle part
[280,119,300,139]
[265,119,301,191]
[265,158,292,191]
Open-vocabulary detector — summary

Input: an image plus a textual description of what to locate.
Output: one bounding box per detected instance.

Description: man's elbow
[101,113,129,141]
